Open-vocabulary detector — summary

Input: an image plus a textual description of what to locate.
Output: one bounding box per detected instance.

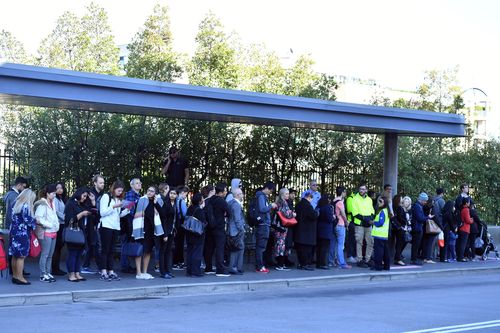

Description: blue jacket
[317,205,334,240]
[411,201,427,233]
[256,191,272,226]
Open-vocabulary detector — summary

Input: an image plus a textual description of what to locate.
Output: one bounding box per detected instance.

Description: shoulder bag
[63,218,86,245]
[277,211,297,227]
[182,208,206,235]
[425,219,441,235]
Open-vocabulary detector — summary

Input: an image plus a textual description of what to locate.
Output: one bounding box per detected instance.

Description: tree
[125,4,183,81]
[188,11,240,89]
[0,30,32,63]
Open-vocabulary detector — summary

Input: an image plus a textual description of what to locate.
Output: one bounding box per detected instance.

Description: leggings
[99,227,118,271]
[39,237,57,276]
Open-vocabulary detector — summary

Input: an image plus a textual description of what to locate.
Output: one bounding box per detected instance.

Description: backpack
[331,199,341,227]
[246,197,261,227]
[96,192,111,220]
[453,209,463,229]
[204,198,217,228]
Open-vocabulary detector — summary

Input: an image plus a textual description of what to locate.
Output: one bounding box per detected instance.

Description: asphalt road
[2,272,499,333]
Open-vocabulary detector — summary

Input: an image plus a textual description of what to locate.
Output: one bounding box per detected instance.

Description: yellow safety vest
[371,208,389,239]
[352,193,374,226]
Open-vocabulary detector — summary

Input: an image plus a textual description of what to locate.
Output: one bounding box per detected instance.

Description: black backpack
[204,198,217,228]
[95,192,111,220]
[331,199,341,227]
[246,197,261,227]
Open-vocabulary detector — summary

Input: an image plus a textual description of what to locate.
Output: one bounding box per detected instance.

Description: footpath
[1,258,499,307]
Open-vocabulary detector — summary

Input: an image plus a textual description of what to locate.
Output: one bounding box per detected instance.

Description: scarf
[132,195,164,240]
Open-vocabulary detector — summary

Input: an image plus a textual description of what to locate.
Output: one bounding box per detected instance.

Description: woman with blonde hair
[9,188,37,285]
[394,196,412,265]
[272,188,296,271]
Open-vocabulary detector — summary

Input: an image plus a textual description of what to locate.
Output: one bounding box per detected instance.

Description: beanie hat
[418,192,429,201]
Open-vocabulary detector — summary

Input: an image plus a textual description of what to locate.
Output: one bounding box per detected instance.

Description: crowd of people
[1,146,489,286]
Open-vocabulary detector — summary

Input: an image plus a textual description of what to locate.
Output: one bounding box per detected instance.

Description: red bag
[29,233,41,258]
[277,211,298,227]
[0,236,7,271]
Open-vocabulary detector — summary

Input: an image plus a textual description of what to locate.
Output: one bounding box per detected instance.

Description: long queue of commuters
[2,175,488,286]
[1,147,491,285]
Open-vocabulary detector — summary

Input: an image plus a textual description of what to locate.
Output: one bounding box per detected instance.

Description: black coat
[185,205,206,244]
[212,196,231,231]
[294,198,318,246]
[162,200,176,236]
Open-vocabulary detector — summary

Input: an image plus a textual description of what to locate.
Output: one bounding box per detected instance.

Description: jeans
[66,249,83,273]
[39,237,57,276]
[333,225,347,266]
[173,227,186,265]
[203,227,215,272]
[345,222,357,259]
[423,233,437,260]
[255,225,270,269]
[83,226,101,268]
[394,229,407,262]
[213,229,228,274]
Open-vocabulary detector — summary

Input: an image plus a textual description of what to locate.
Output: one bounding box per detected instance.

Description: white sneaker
[142,273,154,280]
[347,257,357,264]
[136,274,145,280]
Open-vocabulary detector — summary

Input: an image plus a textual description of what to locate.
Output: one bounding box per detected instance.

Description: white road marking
[403,320,500,333]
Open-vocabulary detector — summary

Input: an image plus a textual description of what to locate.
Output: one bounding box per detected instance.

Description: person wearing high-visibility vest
[351,184,375,267]
[371,196,390,271]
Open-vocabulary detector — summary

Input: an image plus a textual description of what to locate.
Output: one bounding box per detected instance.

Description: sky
[1,0,499,132]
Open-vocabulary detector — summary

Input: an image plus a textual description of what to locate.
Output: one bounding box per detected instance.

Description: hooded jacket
[226,178,242,202]
[34,198,60,238]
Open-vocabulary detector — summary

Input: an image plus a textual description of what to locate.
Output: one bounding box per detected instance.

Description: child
[447,230,458,262]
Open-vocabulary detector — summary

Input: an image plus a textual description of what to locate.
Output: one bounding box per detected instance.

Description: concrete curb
[1,265,498,307]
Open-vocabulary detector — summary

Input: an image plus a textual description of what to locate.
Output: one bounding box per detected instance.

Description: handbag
[122,241,144,257]
[0,236,7,271]
[29,233,42,257]
[425,219,441,235]
[474,227,484,249]
[226,232,244,251]
[182,209,206,235]
[63,219,86,245]
[277,211,297,227]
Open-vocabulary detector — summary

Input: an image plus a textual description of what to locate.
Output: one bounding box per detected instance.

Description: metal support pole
[383,133,399,196]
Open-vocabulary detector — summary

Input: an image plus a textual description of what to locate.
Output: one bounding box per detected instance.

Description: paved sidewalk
[1,256,499,307]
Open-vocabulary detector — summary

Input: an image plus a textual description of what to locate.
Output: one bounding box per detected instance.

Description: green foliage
[125,4,183,81]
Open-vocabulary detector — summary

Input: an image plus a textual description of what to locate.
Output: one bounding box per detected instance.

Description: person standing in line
[410,193,431,265]
[173,186,189,270]
[8,189,36,285]
[121,178,142,274]
[333,186,351,269]
[284,188,297,267]
[98,181,129,281]
[159,187,177,279]
[162,146,189,188]
[4,176,28,276]
[273,188,295,271]
[316,194,334,270]
[394,196,412,266]
[255,182,277,273]
[294,190,318,270]
[301,180,321,210]
[64,188,93,282]
[131,186,165,280]
[34,184,59,283]
[344,190,357,264]
[433,188,447,262]
[185,193,207,278]
[51,181,67,276]
[210,183,231,277]
[351,184,375,268]
[202,185,217,274]
[81,175,105,274]
[227,188,246,275]
[226,178,242,202]
[457,197,474,262]
[371,196,390,271]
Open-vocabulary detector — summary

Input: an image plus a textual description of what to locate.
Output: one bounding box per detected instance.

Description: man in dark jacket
[210,183,231,276]
[255,181,277,273]
[411,192,431,265]
[294,190,318,270]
